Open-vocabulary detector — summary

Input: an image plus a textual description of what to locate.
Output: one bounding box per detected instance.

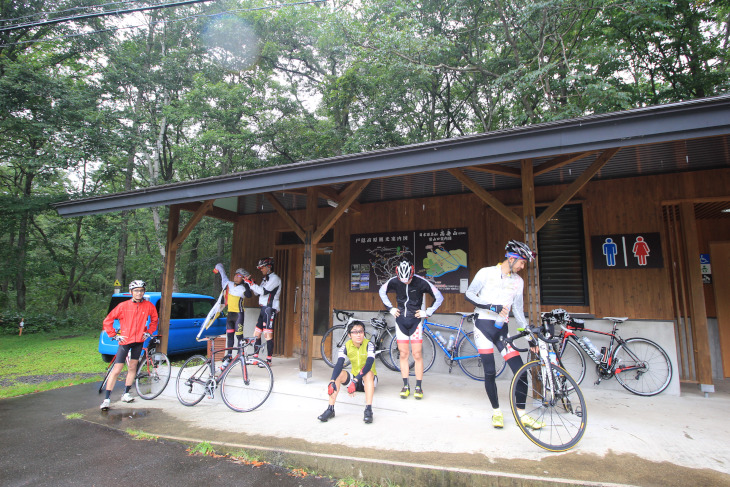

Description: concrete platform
[81,357,730,486]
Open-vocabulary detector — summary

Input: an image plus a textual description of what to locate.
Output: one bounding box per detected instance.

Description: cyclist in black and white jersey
[379,260,443,399]
[247,257,281,367]
[465,240,544,430]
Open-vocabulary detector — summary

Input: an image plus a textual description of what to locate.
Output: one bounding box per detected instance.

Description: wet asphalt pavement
[0,383,336,487]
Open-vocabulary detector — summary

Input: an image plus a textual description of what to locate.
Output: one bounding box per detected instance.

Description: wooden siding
[231,168,730,353]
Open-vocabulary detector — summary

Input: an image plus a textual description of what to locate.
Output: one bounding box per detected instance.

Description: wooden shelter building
[56,95,730,393]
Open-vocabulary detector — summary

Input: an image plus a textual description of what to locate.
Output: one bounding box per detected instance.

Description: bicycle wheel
[320,325,350,368]
[420,333,437,374]
[376,327,399,371]
[136,350,171,400]
[220,357,274,412]
[175,355,211,406]
[99,363,114,394]
[387,332,416,373]
[558,339,586,385]
[456,332,482,380]
[509,361,587,452]
[614,338,672,396]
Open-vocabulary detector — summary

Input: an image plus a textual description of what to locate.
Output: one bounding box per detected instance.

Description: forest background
[1,0,729,332]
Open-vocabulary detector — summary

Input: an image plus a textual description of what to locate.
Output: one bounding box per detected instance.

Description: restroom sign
[591,233,663,269]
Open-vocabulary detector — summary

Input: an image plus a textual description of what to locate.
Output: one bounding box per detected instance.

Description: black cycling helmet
[505,240,535,262]
[396,260,414,283]
[257,257,274,269]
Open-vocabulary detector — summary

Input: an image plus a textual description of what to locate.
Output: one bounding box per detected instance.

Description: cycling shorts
[226,312,245,336]
[114,341,144,364]
[255,306,277,334]
[473,319,520,361]
[395,315,423,342]
[343,370,378,391]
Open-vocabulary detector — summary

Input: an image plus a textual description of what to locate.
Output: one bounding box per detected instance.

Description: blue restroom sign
[591,233,663,269]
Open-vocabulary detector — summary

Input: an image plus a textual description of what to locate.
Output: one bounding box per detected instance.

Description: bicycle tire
[558,339,586,386]
[320,325,350,368]
[509,361,587,452]
[220,357,274,412]
[455,331,492,381]
[135,350,171,400]
[99,362,114,394]
[614,337,672,396]
[175,354,211,406]
[377,327,399,371]
[420,332,437,374]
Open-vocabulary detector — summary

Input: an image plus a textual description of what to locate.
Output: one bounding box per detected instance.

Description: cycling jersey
[379,274,444,318]
[215,265,252,313]
[102,298,158,344]
[250,272,281,311]
[331,338,377,380]
[465,264,527,329]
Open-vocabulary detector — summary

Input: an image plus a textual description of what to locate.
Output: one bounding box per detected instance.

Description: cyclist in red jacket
[100,280,158,411]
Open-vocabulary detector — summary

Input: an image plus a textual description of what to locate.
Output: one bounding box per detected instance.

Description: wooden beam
[466,164,522,178]
[171,200,215,248]
[178,202,238,223]
[158,205,180,355]
[535,148,619,231]
[448,168,523,230]
[680,202,713,388]
[299,188,319,377]
[533,151,597,177]
[265,193,306,242]
[317,186,362,213]
[521,160,540,324]
[313,179,371,244]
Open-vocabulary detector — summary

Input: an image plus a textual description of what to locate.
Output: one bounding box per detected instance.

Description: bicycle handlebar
[505,323,560,352]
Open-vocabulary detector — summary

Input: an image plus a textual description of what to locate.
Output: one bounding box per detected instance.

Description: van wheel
[101,354,115,363]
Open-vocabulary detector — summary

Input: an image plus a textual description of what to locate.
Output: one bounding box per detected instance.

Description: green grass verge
[0,331,104,399]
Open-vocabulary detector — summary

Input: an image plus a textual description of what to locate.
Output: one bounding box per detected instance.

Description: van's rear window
[107,296,132,313]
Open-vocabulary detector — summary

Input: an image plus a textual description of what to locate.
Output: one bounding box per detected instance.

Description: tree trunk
[15,172,34,310]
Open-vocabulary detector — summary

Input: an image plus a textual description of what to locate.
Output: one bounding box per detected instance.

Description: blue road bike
[388,312,507,380]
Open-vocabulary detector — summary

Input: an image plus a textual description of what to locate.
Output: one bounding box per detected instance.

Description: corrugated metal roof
[55,94,730,217]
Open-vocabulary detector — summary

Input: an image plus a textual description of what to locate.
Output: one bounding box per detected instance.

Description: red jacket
[102,299,159,344]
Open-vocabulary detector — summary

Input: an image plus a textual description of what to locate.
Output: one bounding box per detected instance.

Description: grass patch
[64,412,83,419]
[0,330,105,399]
[229,448,266,465]
[188,441,216,456]
[126,429,159,441]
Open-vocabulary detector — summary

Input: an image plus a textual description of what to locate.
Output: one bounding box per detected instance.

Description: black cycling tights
[480,352,527,410]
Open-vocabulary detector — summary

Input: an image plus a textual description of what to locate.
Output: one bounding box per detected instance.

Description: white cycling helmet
[128,279,146,291]
[505,240,535,262]
[396,260,414,283]
[234,268,250,278]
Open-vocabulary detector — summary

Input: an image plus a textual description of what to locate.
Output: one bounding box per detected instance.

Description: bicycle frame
[422,314,478,364]
[559,322,643,375]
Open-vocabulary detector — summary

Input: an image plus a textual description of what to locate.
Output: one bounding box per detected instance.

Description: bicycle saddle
[603,316,629,322]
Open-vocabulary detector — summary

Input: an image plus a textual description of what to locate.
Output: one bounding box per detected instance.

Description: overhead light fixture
[326,199,338,208]
[722,208,730,213]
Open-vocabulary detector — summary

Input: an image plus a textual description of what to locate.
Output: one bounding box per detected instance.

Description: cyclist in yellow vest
[317,321,377,424]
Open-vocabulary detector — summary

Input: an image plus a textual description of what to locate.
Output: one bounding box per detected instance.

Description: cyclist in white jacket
[464,240,544,430]
[246,257,281,367]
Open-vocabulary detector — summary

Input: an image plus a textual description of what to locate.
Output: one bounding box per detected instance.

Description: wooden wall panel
[231,168,730,341]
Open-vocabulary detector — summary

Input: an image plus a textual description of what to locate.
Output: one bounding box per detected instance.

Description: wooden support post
[298,188,318,379]
[521,160,540,324]
[680,203,714,392]
[158,205,180,355]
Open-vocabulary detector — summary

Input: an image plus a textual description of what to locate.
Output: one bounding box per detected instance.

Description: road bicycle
[176,336,273,412]
[320,309,399,371]
[98,335,171,400]
[388,312,507,380]
[550,311,673,396]
[505,321,587,452]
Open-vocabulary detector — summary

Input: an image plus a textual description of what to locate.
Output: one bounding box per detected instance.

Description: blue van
[99,292,226,362]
